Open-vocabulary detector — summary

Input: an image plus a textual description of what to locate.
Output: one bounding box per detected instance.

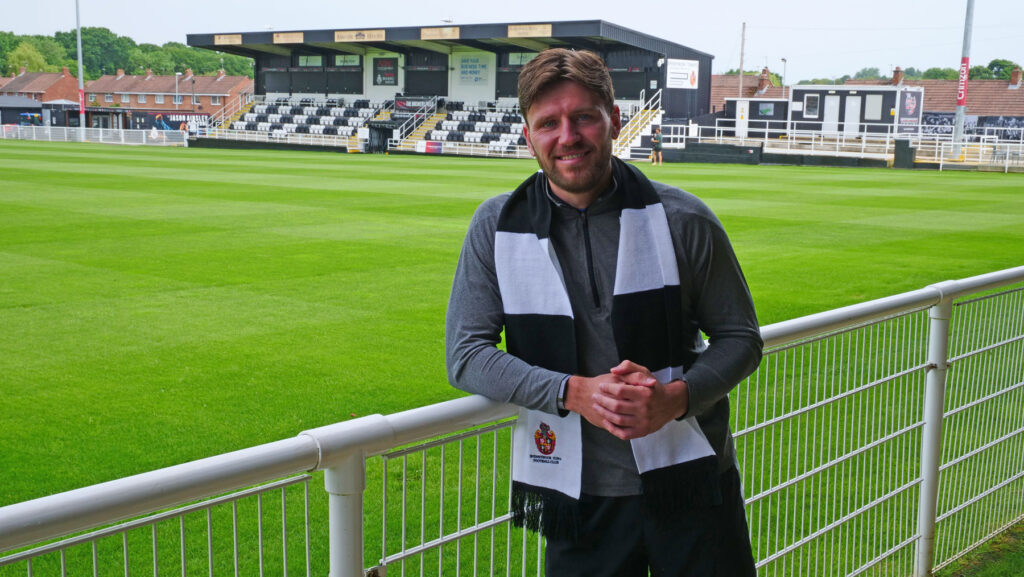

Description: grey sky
[7,0,1022,82]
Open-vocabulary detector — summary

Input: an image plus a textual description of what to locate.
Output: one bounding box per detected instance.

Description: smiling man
[446,48,763,576]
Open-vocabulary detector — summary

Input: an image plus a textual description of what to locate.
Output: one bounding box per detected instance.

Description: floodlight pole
[75,0,85,137]
[952,0,975,155]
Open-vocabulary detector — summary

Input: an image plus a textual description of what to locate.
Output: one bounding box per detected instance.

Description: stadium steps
[396,112,447,151]
[613,108,659,160]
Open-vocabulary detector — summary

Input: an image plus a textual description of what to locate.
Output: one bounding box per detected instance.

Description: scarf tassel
[511,481,581,542]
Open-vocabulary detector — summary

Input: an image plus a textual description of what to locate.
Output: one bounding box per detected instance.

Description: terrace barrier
[1,266,1022,577]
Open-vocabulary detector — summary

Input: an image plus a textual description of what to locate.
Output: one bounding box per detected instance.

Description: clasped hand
[565,360,689,440]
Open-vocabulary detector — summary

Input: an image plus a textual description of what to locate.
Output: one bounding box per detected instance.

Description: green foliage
[853,67,881,79]
[4,42,53,74]
[970,65,994,80]
[987,58,1021,80]
[923,67,959,80]
[903,66,922,78]
[0,30,18,73]
[22,36,68,69]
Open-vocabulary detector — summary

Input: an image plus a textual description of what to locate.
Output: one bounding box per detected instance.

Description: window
[138,94,147,103]
[173,95,183,105]
[757,102,775,116]
[865,94,883,121]
[298,55,323,67]
[88,93,96,102]
[105,94,113,103]
[192,95,201,105]
[335,54,359,66]
[121,94,129,103]
[804,94,820,118]
[508,52,538,66]
[211,96,222,105]
[155,94,164,104]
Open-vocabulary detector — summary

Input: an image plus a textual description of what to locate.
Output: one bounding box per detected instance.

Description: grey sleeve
[445,196,566,414]
[663,188,764,418]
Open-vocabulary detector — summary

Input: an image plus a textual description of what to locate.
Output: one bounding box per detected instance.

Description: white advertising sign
[666,59,700,90]
[458,55,489,86]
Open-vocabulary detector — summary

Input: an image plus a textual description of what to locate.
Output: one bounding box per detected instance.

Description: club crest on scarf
[534,423,556,455]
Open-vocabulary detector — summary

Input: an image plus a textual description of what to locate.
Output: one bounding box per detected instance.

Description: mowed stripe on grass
[1,140,1022,508]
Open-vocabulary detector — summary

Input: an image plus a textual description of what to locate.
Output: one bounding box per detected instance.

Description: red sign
[78,88,85,114]
[957,57,970,106]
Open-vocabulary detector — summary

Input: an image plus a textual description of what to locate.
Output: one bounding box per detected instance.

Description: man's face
[523,80,621,206]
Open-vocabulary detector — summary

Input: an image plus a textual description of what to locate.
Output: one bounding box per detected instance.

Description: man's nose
[558,119,580,143]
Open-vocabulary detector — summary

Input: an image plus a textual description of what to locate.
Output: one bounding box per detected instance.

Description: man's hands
[564,360,690,441]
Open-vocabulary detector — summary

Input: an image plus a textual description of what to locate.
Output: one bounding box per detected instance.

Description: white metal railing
[613,89,662,159]
[0,125,188,147]
[386,138,533,159]
[395,96,438,140]
[934,140,1024,173]
[204,91,255,133]
[203,128,357,149]
[1,266,1022,577]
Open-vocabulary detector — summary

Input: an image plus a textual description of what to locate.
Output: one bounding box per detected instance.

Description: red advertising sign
[957,57,970,106]
[78,88,85,114]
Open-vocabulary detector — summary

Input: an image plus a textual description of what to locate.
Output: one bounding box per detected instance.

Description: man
[446,48,762,576]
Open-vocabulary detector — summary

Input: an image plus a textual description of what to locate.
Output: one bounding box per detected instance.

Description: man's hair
[517,48,615,122]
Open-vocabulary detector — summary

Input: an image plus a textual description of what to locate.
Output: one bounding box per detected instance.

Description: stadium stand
[230,96,390,139]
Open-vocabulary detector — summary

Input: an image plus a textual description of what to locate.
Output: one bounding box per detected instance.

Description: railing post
[325,451,367,577]
[915,285,955,577]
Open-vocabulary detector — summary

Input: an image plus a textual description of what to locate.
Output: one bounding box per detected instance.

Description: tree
[987,59,1020,80]
[969,65,993,80]
[23,36,69,69]
[0,31,21,74]
[853,67,881,79]
[922,67,958,80]
[903,67,922,79]
[55,27,131,79]
[4,42,53,74]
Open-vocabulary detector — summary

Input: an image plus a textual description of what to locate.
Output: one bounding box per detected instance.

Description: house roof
[85,72,253,96]
[0,95,43,108]
[846,77,1024,116]
[0,76,11,90]
[710,73,786,113]
[0,70,74,94]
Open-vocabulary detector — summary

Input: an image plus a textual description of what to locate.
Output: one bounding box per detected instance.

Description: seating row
[231,122,357,136]
[251,105,376,118]
[427,130,526,145]
[437,120,524,134]
[242,113,367,127]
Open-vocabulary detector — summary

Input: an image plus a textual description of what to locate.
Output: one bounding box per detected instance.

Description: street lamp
[781,58,787,100]
[175,72,182,110]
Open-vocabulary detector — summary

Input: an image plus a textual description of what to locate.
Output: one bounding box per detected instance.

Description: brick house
[83,68,253,130]
[710,68,786,114]
[0,67,80,103]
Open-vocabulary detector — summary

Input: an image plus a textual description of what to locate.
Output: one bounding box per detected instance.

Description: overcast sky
[7,0,1022,82]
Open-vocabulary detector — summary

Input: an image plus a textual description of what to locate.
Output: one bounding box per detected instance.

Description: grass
[0,139,1022,573]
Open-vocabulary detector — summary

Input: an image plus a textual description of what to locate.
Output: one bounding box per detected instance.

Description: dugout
[788,85,924,137]
[188,20,714,122]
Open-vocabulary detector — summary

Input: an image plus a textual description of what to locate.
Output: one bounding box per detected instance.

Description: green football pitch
[1,139,1022,511]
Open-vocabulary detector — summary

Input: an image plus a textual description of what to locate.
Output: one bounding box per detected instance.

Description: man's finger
[610,359,650,376]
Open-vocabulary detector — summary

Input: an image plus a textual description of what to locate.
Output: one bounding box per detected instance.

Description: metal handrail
[1,265,1021,556]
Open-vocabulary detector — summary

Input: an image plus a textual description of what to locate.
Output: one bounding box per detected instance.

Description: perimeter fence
[0,125,188,147]
[1,267,1022,577]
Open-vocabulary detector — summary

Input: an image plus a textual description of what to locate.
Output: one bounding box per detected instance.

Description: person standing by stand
[651,127,663,165]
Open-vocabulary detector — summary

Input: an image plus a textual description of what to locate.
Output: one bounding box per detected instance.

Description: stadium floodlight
[75,0,85,137]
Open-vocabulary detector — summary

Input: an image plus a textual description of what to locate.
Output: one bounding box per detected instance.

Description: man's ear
[523,123,536,157]
[610,105,622,139]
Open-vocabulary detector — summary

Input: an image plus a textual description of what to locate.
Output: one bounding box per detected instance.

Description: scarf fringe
[640,455,721,518]
[511,481,581,542]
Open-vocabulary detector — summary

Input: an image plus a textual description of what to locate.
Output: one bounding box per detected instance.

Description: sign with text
[957,57,970,106]
[508,24,552,38]
[373,58,398,86]
[214,34,242,46]
[897,89,923,134]
[421,27,459,40]
[273,32,304,44]
[666,59,699,90]
[335,29,385,42]
[458,55,489,86]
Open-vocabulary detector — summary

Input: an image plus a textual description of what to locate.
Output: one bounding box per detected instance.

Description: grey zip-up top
[446,175,762,496]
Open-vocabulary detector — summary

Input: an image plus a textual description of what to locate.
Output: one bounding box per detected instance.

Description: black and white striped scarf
[496,158,720,540]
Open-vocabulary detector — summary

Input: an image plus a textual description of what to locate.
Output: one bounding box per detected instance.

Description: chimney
[61,66,71,77]
[145,68,153,79]
[756,67,772,95]
[216,69,225,80]
[18,66,26,76]
[116,68,125,79]
[184,68,194,80]
[892,67,904,86]
[1011,67,1022,89]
